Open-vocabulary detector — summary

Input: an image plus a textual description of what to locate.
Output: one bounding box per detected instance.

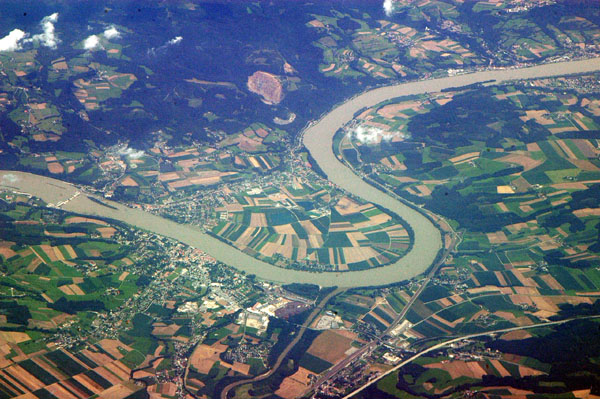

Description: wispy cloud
[0,12,60,52]
[83,34,101,51]
[168,36,182,45]
[83,25,122,52]
[119,147,145,159]
[1,174,19,184]
[103,26,120,40]
[0,29,27,52]
[29,13,60,49]
[383,0,395,17]
[148,36,183,56]
[350,126,402,145]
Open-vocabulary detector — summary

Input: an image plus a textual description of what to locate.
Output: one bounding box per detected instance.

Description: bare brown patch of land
[119,176,138,187]
[450,152,480,164]
[249,213,268,227]
[377,101,423,119]
[44,231,85,238]
[247,71,283,104]
[500,330,532,341]
[487,231,508,244]
[519,365,545,377]
[307,330,355,365]
[98,339,131,359]
[0,331,30,345]
[569,159,600,171]
[572,139,598,157]
[426,361,487,380]
[275,367,313,399]
[47,163,64,174]
[499,153,543,171]
[97,227,117,238]
[0,242,17,259]
[152,323,180,336]
[98,384,135,399]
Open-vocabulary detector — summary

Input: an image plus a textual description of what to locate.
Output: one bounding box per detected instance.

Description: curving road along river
[1,57,599,287]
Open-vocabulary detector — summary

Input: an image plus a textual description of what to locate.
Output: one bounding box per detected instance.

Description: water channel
[1,57,599,287]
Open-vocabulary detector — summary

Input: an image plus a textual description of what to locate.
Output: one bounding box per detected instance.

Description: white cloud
[1,174,19,184]
[103,26,120,39]
[168,36,182,45]
[350,126,402,145]
[0,29,27,52]
[83,34,101,50]
[29,12,59,49]
[0,12,59,52]
[383,0,394,17]
[148,36,183,56]
[83,26,121,52]
[119,147,145,159]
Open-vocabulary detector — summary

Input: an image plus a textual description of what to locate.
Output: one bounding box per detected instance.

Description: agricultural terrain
[330,72,600,398]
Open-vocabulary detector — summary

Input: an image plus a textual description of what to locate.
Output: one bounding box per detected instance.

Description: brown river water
[2,57,599,287]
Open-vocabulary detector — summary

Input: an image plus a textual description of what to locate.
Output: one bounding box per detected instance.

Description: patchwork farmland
[211,180,411,271]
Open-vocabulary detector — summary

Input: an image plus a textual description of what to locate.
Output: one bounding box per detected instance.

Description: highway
[219,288,343,399]
[3,59,600,287]
[304,229,459,396]
[2,56,600,398]
[343,315,600,398]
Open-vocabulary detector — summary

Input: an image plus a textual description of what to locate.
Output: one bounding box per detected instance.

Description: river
[1,57,599,287]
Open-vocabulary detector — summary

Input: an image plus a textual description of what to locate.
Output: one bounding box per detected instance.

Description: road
[3,59,600,287]
[305,230,459,396]
[219,288,343,399]
[343,315,600,399]
[2,56,600,396]
[303,56,600,286]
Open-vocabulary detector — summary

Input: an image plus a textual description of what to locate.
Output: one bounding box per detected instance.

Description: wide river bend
[2,57,599,287]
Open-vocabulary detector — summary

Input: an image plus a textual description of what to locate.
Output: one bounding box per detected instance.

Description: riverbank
[2,56,599,287]
[0,170,424,286]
